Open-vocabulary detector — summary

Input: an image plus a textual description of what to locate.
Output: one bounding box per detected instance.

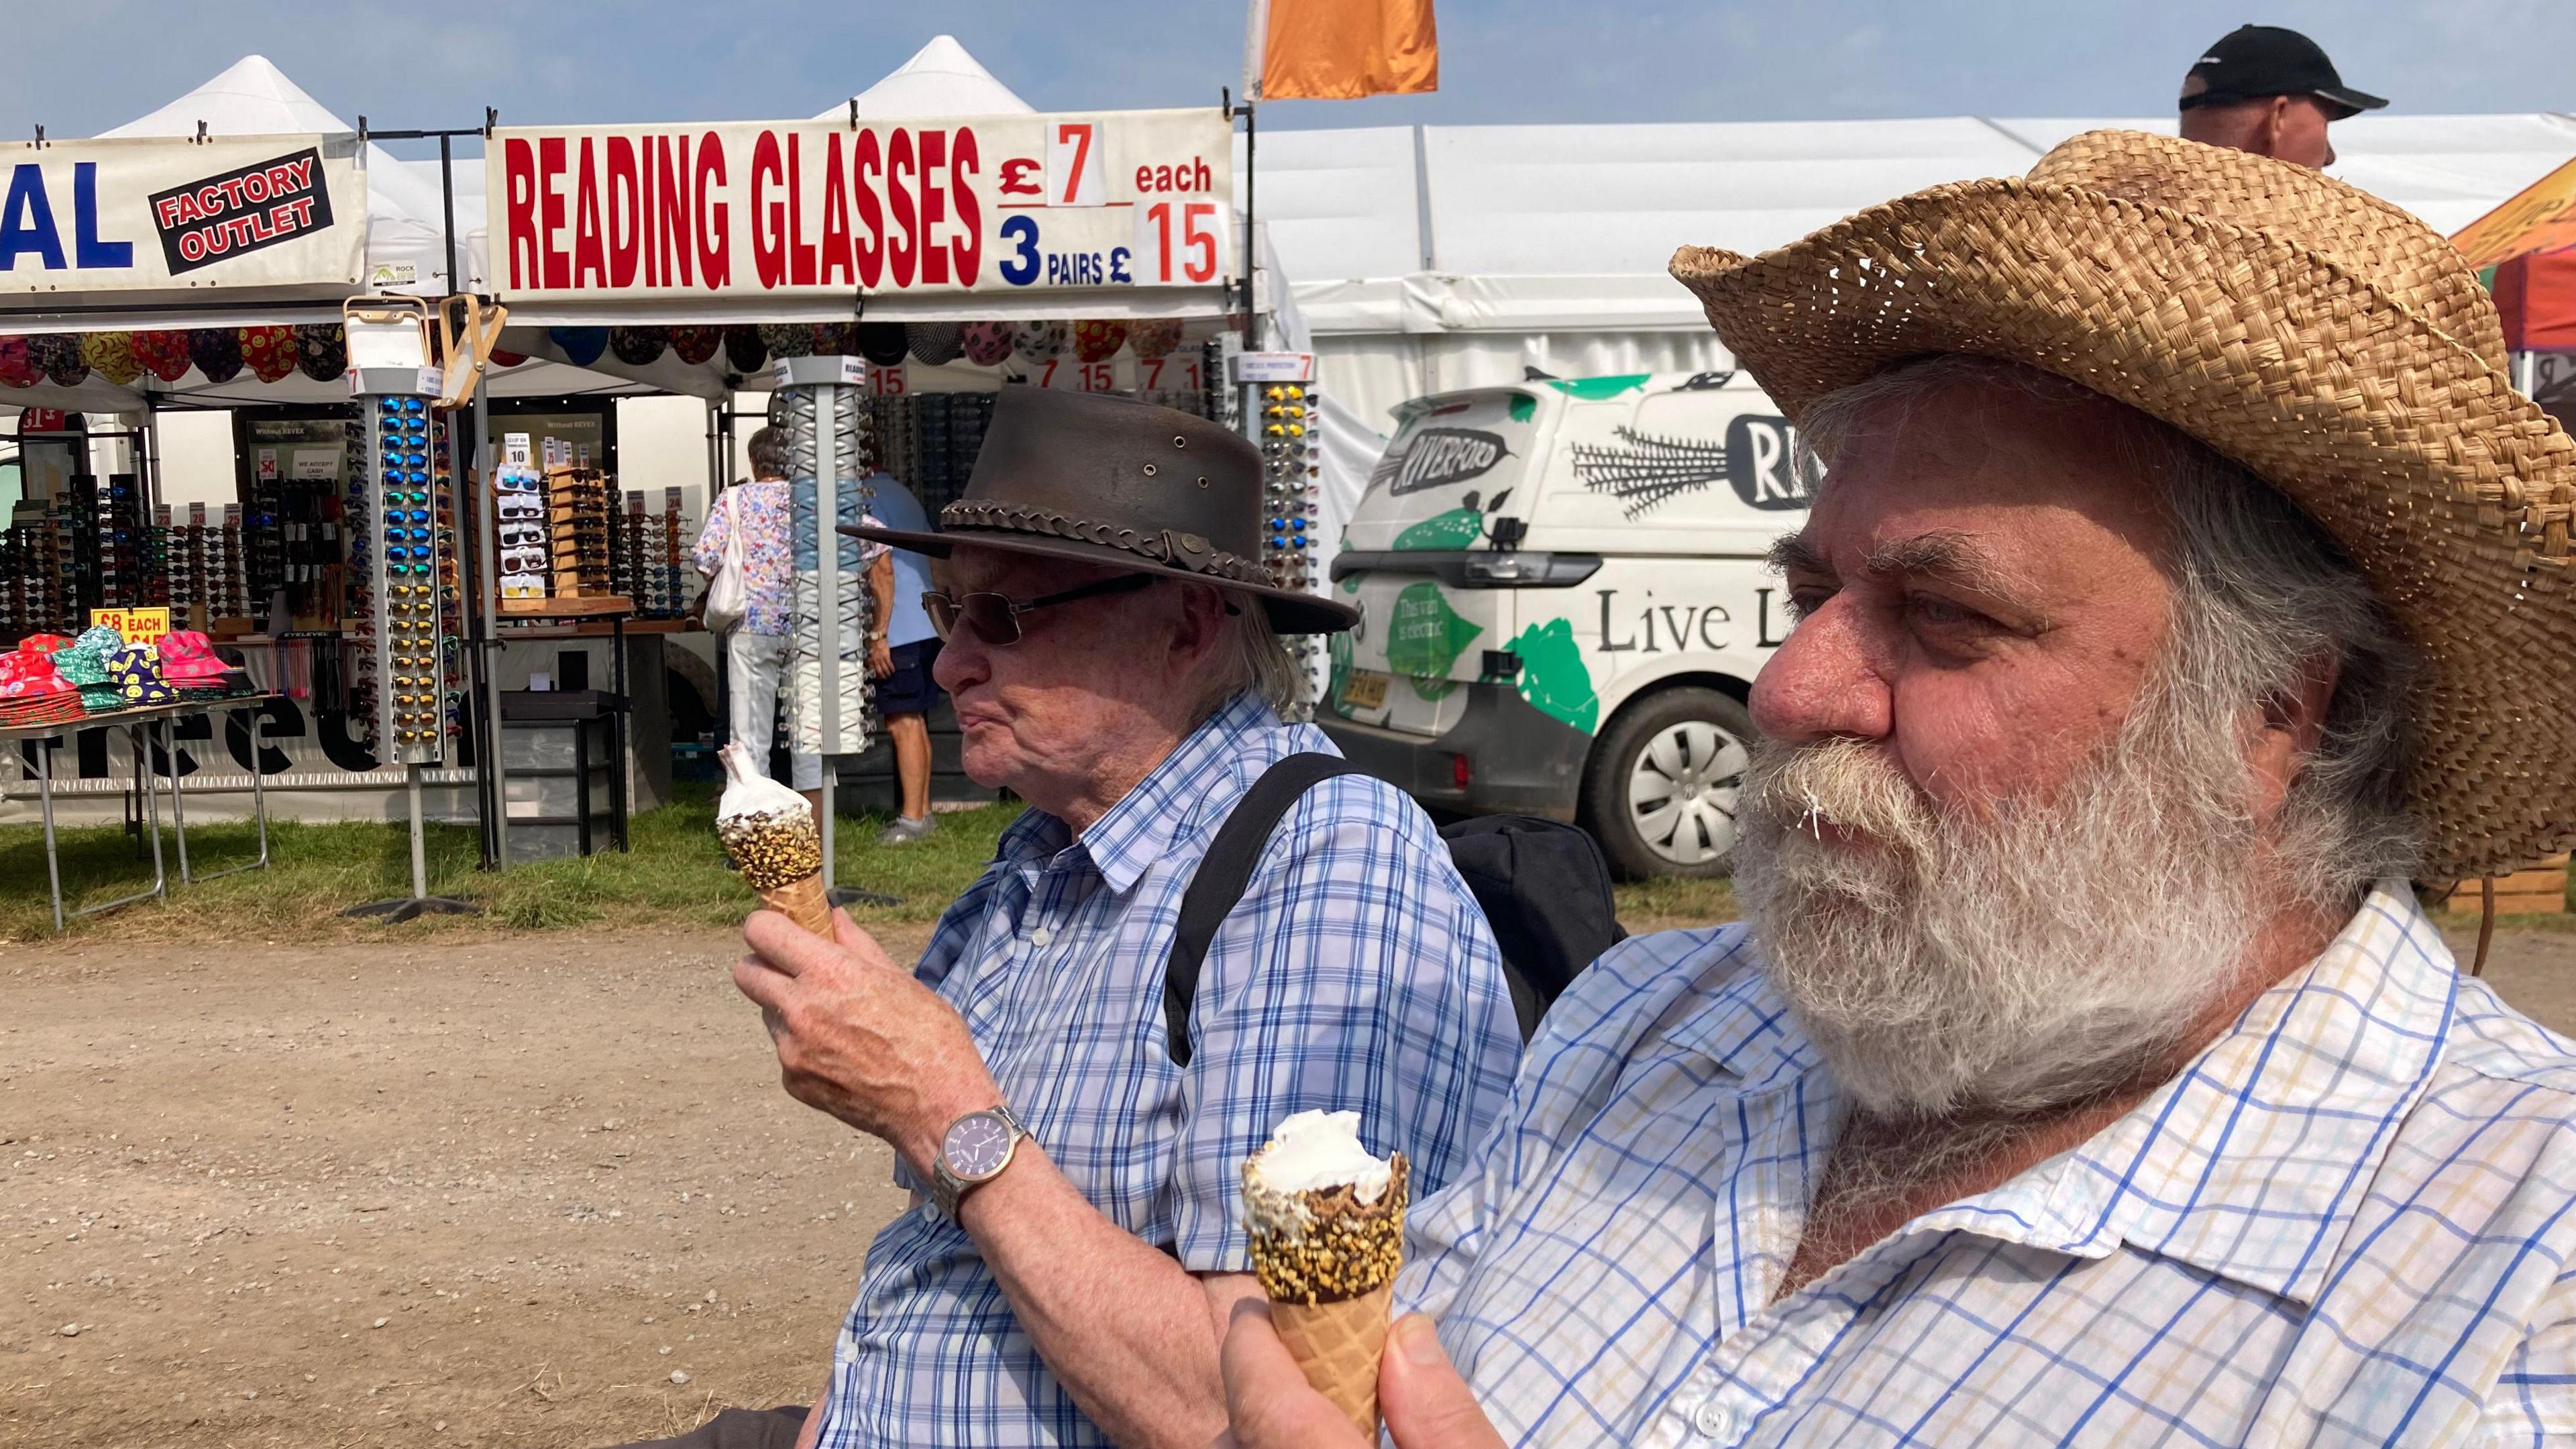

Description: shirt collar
[1024,692,1278,896]
[1911,881,2457,1305]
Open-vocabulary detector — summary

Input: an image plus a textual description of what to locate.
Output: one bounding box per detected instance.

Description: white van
[1318,370,1807,878]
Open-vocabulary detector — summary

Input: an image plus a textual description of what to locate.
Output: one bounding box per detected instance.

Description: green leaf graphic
[1393,507,1486,550]
[1508,618,1599,733]
[1385,582,1482,691]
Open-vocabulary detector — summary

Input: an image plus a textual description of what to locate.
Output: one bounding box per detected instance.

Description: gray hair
[1197,586,1308,716]
[1799,355,2420,908]
[746,425,791,480]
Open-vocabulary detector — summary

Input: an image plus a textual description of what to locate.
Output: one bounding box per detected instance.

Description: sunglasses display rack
[362,391,450,763]
[777,361,877,762]
[161,502,252,633]
[0,506,70,642]
[495,441,548,602]
[610,490,692,619]
[871,391,994,515]
[1256,382,1322,598]
[545,465,617,599]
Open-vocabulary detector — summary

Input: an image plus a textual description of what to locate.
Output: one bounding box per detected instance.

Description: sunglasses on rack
[921,573,1155,646]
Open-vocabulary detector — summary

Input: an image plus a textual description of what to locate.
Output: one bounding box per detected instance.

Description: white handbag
[703,502,750,634]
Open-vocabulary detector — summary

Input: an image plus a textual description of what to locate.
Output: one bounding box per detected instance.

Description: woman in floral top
[694,425,890,812]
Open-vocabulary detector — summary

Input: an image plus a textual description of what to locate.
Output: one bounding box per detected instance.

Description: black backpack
[1160,753,1625,1065]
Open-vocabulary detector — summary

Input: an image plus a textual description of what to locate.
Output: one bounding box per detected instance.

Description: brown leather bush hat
[841,386,1356,634]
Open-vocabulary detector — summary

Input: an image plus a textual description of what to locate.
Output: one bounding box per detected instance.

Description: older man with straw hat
[1217,131,2576,1448]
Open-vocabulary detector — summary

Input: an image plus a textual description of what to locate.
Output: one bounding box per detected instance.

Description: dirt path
[1,926,930,1449]
[5,921,2573,1448]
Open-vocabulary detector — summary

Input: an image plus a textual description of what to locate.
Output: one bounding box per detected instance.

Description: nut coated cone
[1270,1281,1393,1440]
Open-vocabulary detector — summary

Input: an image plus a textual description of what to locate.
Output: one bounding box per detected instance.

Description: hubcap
[1626,718,1750,867]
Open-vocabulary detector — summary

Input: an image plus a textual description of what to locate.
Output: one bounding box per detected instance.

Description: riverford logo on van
[1377,427,1512,495]
[1723,415,1807,511]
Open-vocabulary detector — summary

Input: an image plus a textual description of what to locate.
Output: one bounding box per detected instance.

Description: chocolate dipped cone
[716,744,832,938]
[1244,1113,1409,1440]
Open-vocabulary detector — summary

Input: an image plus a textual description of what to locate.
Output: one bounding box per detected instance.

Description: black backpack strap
[1162,752,1363,1066]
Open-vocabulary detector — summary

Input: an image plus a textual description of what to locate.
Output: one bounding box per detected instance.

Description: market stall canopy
[2495,247,2576,352]
[1252,112,2576,337]
[2453,154,2576,353]
[810,34,1034,121]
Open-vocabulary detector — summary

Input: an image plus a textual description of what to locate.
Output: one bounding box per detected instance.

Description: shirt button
[1693,1402,1735,1440]
[1029,925,1053,948]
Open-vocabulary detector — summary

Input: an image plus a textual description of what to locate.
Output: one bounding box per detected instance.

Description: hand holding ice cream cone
[1242,1111,1410,1440]
[717,743,833,936]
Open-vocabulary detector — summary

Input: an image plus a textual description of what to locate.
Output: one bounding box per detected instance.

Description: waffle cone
[1270,1280,1393,1440]
[759,872,835,937]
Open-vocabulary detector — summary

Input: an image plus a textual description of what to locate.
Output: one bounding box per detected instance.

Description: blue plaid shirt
[816,693,1522,1447]
[1402,883,2576,1446]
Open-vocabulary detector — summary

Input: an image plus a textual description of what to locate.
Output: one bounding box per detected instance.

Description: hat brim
[2313,84,2388,119]
[841,521,1358,634]
[1672,172,2576,879]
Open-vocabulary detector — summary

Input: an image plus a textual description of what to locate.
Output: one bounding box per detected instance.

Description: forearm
[866,555,894,633]
[958,1142,1250,1449]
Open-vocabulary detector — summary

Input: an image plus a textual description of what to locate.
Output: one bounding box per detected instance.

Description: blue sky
[3,0,2568,145]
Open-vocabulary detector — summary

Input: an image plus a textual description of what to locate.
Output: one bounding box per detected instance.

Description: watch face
[943,1111,1015,1181]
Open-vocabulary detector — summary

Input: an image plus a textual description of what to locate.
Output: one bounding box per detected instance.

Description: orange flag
[1252,0,1439,101]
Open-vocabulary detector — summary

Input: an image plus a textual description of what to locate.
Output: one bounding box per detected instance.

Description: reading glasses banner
[0,133,365,292]
[486,108,1235,305]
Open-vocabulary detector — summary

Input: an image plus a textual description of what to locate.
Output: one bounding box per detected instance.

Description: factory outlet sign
[488,107,1234,303]
[0,134,366,292]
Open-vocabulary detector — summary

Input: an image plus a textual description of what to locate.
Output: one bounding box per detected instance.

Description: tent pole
[1239,97,1258,345]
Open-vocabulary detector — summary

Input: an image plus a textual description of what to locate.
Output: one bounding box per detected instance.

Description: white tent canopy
[1252,113,2576,426]
[811,34,1034,121]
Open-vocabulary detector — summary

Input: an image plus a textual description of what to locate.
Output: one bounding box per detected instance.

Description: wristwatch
[930,1104,1029,1223]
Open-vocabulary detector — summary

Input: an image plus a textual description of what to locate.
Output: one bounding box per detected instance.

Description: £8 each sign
[1134,199,1226,285]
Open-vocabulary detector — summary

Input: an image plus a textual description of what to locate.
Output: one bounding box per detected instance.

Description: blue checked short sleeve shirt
[814,693,1523,1448]
[1399,882,2576,1447]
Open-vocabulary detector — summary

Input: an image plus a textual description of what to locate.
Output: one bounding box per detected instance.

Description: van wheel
[1580,688,1756,879]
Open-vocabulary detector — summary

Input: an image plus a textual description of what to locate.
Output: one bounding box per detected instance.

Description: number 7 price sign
[1134,200,1228,286]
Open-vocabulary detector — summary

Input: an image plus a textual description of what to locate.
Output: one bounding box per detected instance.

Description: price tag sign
[1046,120,1106,207]
[867,364,907,396]
[1138,354,1203,392]
[92,606,172,646]
[1133,199,1228,286]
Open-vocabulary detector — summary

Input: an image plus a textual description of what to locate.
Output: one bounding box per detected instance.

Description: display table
[5,693,280,932]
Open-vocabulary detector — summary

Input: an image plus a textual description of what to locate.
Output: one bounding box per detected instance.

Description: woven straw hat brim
[1672,176,2576,880]
[841,520,1358,635]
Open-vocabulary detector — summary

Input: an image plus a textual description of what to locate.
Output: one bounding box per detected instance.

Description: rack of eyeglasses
[610,490,693,619]
[546,466,616,599]
[363,392,451,763]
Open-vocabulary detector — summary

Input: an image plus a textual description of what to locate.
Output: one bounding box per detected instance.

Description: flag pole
[1240,94,1258,345]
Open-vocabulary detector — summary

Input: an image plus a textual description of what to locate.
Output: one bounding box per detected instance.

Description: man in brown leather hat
[640,386,1522,1449]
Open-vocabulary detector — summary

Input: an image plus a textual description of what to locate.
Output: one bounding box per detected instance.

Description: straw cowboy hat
[1672,129,2576,881]
[844,386,1358,634]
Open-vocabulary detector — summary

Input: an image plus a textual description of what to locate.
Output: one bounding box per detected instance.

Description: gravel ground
[5,920,2572,1447]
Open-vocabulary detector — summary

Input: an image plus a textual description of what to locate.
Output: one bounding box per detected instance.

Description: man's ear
[1167,582,1232,672]
[2250,655,2339,818]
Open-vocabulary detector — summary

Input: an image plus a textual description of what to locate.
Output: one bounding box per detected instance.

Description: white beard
[1731,680,2263,1118]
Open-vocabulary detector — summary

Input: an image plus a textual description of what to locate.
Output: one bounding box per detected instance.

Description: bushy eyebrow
[1768,529,2047,618]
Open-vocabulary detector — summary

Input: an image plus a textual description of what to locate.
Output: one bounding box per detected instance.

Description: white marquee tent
[1248,112,2576,429]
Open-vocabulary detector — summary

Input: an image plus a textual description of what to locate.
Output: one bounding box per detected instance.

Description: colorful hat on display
[906,321,963,366]
[856,321,910,366]
[1128,318,1186,362]
[841,387,1358,635]
[757,323,811,360]
[0,336,38,389]
[187,327,244,383]
[959,320,1014,366]
[50,625,121,688]
[81,331,142,386]
[796,322,849,358]
[1012,320,1067,364]
[609,326,667,366]
[156,630,229,684]
[723,324,768,372]
[1073,320,1129,363]
[133,330,195,382]
[29,333,89,388]
[0,650,78,726]
[105,644,176,707]
[239,325,298,382]
[294,323,347,381]
[668,325,723,365]
[549,327,609,367]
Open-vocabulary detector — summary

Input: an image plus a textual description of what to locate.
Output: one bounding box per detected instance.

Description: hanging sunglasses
[922,573,1155,646]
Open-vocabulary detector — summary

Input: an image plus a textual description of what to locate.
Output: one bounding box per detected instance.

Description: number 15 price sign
[1133,200,1228,286]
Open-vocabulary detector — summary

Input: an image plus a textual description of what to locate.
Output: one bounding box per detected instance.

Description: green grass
[0,782,1022,944]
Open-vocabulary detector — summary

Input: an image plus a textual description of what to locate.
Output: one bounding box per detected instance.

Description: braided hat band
[936,499,1273,588]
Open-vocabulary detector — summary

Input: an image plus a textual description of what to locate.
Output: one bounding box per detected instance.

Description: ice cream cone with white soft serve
[1242,1110,1410,1439]
[716,743,833,936]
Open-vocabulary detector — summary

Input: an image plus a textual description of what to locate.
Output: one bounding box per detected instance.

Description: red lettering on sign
[638,137,659,287]
[751,130,786,290]
[999,156,1040,195]
[694,133,729,288]
[951,128,981,286]
[572,137,607,288]
[853,130,884,289]
[606,136,641,288]
[538,136,570,290]
[655,136,693,288]
[1135,157,1214,193]
[788,133,816,287]
[888,127,916,289]
[504,138,539,290]
[918,129,949,286]
[819,131,854,288]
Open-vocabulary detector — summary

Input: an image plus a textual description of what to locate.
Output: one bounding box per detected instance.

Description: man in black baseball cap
[2178,24,2385,169]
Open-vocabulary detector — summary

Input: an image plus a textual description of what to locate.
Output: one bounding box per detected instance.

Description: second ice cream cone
[1271,1280,1394,1438]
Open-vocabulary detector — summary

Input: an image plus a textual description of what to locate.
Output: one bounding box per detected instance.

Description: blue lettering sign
[0,164,66,270]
